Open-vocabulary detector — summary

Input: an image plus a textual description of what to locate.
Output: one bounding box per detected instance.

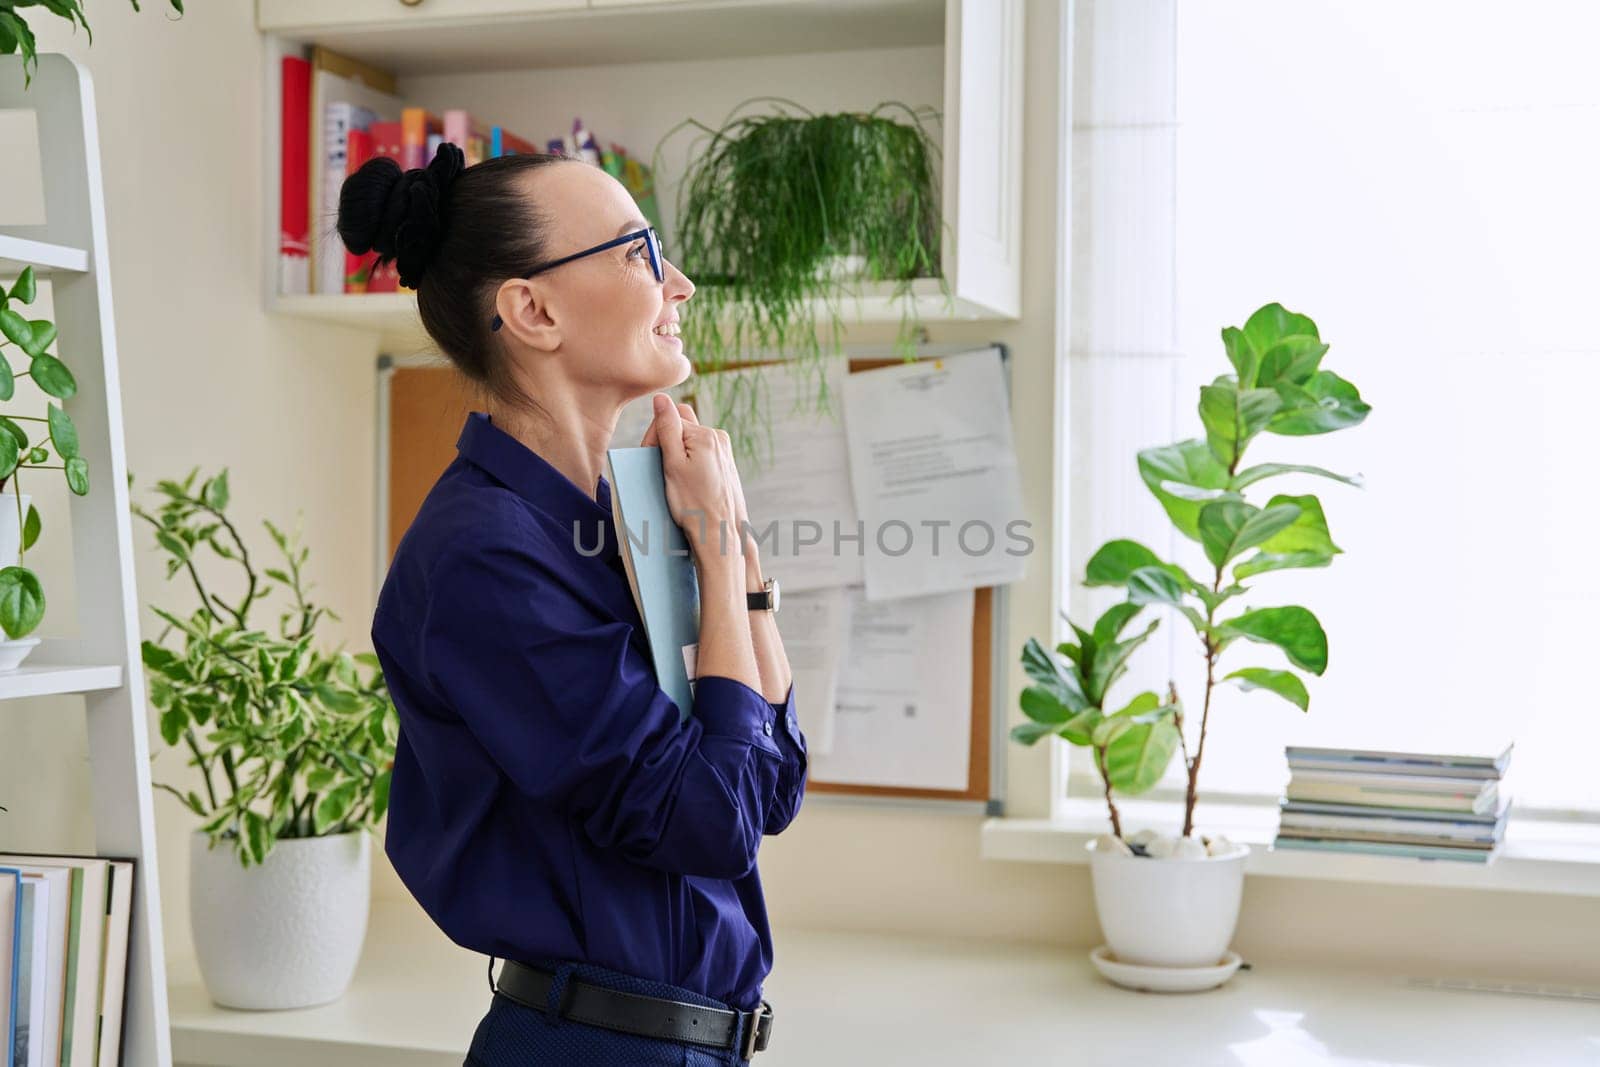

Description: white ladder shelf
[0,53,173,1067]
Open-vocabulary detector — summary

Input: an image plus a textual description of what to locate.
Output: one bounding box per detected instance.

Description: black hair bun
[337,141,466,289]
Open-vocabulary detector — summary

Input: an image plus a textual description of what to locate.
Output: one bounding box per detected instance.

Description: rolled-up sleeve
[763,683,807,835]
[418,536,785,881]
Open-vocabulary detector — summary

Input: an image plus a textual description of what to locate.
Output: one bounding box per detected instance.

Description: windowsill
[981,800,1600,897]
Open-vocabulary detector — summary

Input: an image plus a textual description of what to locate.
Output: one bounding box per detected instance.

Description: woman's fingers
[677,401,699,425]
[652,393,684,458]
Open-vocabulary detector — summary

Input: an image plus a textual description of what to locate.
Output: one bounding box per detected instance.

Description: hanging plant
[659,98,947,462]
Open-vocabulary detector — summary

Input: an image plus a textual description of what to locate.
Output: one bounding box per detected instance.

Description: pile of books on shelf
[1274,743,1514,864]
[1,855,136,1067]
[280,46,660,297]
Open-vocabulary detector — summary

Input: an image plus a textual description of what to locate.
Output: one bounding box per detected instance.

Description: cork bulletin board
[377,344,1009,813]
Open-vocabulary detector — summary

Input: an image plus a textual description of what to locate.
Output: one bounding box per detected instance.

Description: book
[603,447,701,722]
[1279,798,1511,825]
[1,869,20,1067]
[1,868,68,1067]
[93,864,133,1067]
[400,107,443,171]
[491,126,540,158]
[278,55,311,296]
[1285,778,1499,815]
[1272,837,1495,864]
[1276,825,1497,850]
[343,128,378,293]
[0,857,107,1067]
[307,48,400,292]
[365,122,405,294]
[1278,807,1508,841]
[443,109,489,166]
[1286,742,1513,779]
[16,876,50,1067]
[311,60,400,295]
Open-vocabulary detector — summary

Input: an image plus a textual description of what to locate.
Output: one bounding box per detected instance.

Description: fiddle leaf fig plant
[1013,304,1371,839]
[133,469,398,868]
[0,264,90,640]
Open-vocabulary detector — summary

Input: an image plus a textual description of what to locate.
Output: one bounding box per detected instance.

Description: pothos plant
[659,98,948,468]
[0,264,90,641]
[133,468,397,868]
[1012,304,1371,839]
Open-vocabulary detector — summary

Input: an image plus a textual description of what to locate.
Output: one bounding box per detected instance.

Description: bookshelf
[0,54,173,1067]
[256,0,1023,352]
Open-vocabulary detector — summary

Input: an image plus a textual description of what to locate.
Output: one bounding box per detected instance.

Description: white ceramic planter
[0,492,39,671]
[1086,837,1248,968]
[189,830,371,1010]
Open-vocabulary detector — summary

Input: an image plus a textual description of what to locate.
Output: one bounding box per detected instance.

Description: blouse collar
[455,411,614,532]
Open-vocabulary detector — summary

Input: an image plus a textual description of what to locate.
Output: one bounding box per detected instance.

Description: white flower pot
[1086,837,1248,969]
[189,830,371,1010]
[0,636,41,671]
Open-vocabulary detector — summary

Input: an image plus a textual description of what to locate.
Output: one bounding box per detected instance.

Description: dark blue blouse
[371,410,807,1011]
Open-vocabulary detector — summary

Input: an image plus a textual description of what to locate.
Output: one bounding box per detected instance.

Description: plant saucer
[1089,945,1243,993]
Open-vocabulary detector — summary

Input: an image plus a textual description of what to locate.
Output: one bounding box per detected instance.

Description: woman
[341,142,807,1066]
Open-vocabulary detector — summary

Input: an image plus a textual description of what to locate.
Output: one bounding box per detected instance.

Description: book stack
[1274,744,1514,863]
[0,856,135,1067]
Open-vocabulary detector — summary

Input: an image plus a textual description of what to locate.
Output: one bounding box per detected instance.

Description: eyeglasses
[490,226,664,331]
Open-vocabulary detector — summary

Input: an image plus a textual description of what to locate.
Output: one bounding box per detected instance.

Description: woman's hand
[642,398,753,553]
[642,394,743,563]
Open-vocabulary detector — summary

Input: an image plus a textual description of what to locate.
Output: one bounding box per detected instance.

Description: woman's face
[503,161,695,398]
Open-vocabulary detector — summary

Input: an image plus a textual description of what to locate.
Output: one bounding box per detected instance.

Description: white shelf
[166,895,1600,1067]
[0,233,90,275]
[258,0,944,74]
[261,0,1023,340]
[0,642,121,700]
[270,278,1003,350]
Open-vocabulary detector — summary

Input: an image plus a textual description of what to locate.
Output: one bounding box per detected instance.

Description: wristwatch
[747,576,780,614]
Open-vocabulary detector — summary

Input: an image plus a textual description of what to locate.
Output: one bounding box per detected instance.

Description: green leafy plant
[660,98,947,462]
[1012,304,1371,839]
[0,0,185,89]
[133,469,397,868]
[0,264,89,640]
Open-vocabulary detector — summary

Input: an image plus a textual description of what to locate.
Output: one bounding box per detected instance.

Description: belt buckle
[741,999,773,1059]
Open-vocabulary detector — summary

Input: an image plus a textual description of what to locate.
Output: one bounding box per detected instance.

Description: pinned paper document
[808,586,974,790]
[842,347,1029,601]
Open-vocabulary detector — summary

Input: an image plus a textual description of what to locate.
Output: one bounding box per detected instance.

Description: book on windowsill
[1285,742,1513,780]
[1285,769,1500,815]
[1272,837,1496,864]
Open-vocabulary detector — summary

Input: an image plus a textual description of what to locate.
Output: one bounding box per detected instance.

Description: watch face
[770,578,780,613]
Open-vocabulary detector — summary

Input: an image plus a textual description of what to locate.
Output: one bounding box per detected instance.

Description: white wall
[0,0,1592,992]
[0,1,382,971]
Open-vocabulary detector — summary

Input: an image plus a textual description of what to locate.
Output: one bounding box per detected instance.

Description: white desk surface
[167,897,1600,1067]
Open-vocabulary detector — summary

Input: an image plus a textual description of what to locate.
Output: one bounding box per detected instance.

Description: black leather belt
[493,958,774,1059]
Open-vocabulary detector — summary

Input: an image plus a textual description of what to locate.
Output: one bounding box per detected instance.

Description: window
[1062,0,1600,817]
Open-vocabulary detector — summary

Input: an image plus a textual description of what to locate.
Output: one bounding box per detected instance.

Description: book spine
[1272,837,1493,863]
[1288,757,1501,780]
[279,56,312,296]
[400,107,426,170]
[443,108,471,151]
[365,121,405,293]
[1285,784,1487,813]
[343,128,378,294]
